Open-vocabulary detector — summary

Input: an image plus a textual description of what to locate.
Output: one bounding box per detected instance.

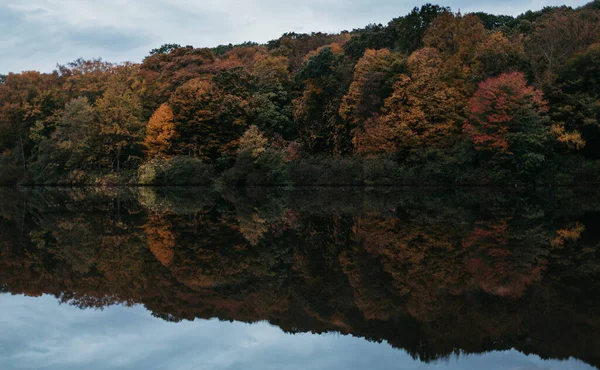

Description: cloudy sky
[0,0,592,73]
[0,294,596,370]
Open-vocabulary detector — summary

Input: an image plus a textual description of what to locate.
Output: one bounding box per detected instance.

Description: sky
[0,0,593,74]
[0,294,596,370]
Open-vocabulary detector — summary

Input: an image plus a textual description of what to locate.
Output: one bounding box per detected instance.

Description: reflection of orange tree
[144,216,176,267]
[339,246,403,321]
[1,188,599,368]
[161,213,249,290]
[349,215,468,323]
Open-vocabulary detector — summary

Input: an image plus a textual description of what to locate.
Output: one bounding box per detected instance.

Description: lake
[0,187,598,369]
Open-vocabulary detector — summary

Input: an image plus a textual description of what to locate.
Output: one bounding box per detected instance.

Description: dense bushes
[138,157,215,186]
[219,147,598,187]
[5,149,597,186]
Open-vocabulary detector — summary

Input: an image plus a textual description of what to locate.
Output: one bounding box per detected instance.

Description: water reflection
[0,295,594,370]
[0,187,599,369]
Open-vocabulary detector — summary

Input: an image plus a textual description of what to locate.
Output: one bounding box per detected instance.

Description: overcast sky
[0,0,592,74]
[0,294,595,370]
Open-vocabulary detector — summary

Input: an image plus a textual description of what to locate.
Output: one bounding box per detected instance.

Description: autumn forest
[1,2,600,185]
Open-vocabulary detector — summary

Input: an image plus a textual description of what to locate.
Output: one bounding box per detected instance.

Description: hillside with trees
[1,2,600,185]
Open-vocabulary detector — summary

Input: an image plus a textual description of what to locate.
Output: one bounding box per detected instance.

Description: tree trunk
[116,147,121,173]
[19,135,27,172]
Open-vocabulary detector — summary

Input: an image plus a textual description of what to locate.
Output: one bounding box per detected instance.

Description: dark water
[0,187,599,370]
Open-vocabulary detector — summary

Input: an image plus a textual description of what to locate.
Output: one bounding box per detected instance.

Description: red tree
[464,72,548,154]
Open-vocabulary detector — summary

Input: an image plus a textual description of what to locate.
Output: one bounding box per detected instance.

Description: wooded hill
[1,2,600,185]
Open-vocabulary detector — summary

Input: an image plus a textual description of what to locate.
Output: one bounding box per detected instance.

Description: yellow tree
[423,11,492,92]
[144,103,175,158]
[339,49,404,131]
[472,31,527,80]
[424,12,487,61]
[251,55,291,87]
[169,78,249,160]
[95,84,144,172]
[238,125,268,159]
[355,48,465,156]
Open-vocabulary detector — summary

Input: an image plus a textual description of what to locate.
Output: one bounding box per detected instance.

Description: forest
[0,187,599,366]
[1,2,600,185]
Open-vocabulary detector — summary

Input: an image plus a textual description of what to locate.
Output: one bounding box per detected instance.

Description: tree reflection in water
[0,187,598,367]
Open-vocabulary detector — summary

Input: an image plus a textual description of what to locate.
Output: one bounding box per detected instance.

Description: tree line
[1,2,600,185]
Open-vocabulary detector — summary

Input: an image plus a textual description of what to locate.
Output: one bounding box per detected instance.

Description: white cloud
[0,0,593,73]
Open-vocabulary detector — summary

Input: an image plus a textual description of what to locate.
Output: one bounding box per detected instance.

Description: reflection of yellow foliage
[182,274,218,290]
[552,223,585,248]
[238,213,268,246]
[144,217,175,267]
[137,187,175,214]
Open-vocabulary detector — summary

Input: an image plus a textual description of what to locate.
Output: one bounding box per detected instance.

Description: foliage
[138,156,215,185]
[1,187,599,366]
[294,45,354,154]
[95,81,145,172]
[339,49,406,130]
[238,125,268,159]
[464,72,552,178]
[148,43,182,56]
[551,42,600,158]
[343,24,395,60]
[145,103,176,158]
[355,48,465,156]
[527,7,600,86]
[1,2,600,185]
[390,4,449,53]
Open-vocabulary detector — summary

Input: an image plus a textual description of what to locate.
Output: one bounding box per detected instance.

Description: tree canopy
[1,1,599,185]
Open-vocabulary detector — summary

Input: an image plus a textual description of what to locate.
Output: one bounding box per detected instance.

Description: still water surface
[0,187,598,369]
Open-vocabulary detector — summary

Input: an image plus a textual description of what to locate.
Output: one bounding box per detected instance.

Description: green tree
[294,45,354,154]
[149,43,182,56]
[552,43,600,157]
[343,24,395,60]
[390,4,449,53]
[55,97,99,166]
[470,12,516,30]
